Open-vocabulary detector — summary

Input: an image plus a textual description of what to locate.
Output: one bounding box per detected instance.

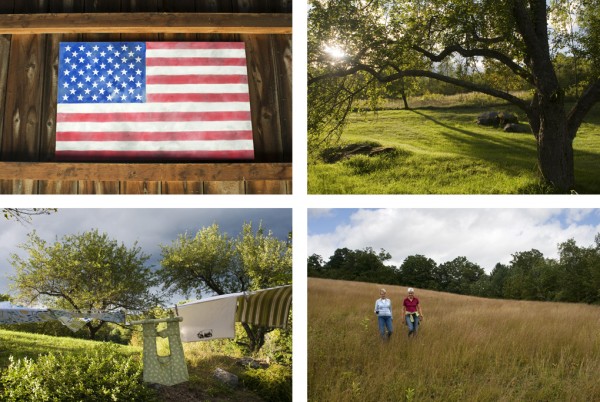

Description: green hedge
[0,343,156,402]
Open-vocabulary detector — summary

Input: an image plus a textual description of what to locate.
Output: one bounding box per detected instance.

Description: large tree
[158,222,292,352]
[9,229,161,339]
[308,0,600,191]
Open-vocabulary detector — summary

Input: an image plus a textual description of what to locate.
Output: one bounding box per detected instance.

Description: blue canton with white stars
[57,42,146,104]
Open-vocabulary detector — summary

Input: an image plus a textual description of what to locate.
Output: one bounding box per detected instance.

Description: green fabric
[236,285,292,328]
[406,312,419,323]
[139,317,189,386]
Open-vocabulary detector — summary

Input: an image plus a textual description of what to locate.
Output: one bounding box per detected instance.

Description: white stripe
[56,140,254,152]
[146,66,248,75]
[146,84,249,94]
[57,120,252,132]
[147,49,246,58]
[57,102,251,113]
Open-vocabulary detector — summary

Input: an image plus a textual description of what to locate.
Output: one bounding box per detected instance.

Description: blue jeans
[405,314,419,335]
[378,315,393,338]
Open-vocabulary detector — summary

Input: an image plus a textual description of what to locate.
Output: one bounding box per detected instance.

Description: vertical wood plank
[242,34,283,162]
[245,180,287,194]
[13,1,48,13]
[48,0,84,12]
[78,181,120,194]
[0,34,46,194]
[162,0,196,12]
[272,34,292,162]
[195,0,232,12]
[233,0,270,13]
[0,35,10,158]
[0,2,14,13]
[203,181,244,194]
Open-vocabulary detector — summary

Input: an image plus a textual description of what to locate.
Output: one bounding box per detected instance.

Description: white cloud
[307,209,600,272]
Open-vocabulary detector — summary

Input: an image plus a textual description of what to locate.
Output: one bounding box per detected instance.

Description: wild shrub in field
[240,363,292,402]
[0,343,156,401]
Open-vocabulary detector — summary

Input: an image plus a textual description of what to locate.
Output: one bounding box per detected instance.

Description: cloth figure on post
[175,293,240,342]
[131,317,189,386]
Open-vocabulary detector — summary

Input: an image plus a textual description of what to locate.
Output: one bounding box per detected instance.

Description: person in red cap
[402,287,424,337]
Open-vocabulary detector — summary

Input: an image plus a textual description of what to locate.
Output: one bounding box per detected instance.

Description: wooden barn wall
[0,0,292,194]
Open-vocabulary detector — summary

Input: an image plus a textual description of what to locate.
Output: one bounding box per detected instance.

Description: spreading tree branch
[567,80,600,139]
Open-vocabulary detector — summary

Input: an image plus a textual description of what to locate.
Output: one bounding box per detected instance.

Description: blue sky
[308,209,600,272]
[0,208,291,299]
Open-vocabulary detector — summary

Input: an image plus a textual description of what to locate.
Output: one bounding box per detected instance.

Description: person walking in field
[402,287,424,338]
[374,288,393,340]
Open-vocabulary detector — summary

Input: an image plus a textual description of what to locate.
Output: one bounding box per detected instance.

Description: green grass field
[308,278,600,401]
[308,95,600,194]
[0,329,282,401]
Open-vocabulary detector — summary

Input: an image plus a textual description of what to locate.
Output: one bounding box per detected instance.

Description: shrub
[240,363,292,402]
[0,343,157,402]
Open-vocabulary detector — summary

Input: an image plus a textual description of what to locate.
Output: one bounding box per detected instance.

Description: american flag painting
[56,42,254,161]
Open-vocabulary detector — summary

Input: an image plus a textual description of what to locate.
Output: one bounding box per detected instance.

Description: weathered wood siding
[0,0,292,194]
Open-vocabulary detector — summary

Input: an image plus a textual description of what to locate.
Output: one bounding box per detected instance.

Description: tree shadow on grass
[408,109,600,193]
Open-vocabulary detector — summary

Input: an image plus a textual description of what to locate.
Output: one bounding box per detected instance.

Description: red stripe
[146,75,248,84]
[57,111,250,123]
[146,57,247,67]
[56,131,253,142]
[147,93,250,103]
[55,149,254,161]
[146,42,245,50]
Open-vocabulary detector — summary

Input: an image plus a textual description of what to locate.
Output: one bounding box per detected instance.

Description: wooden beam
[0,13,292,34]
[0,162,292,181]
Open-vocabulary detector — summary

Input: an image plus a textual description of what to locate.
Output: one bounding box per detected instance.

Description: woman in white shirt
[374,288,393,340]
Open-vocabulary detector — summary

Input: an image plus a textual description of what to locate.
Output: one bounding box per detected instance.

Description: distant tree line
[308,236,600,304]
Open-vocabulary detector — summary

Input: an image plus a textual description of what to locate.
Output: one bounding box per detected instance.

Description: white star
[92,82,98,88]
[78,57,84,63]
[77,94,83,101]
[77,82,83,88]
[128,52,133,57]
[114,75,120,82]
[92,94,98,101]
[99,88,105,94]
[121,94,127,101]
[100,51,106,57]
[69,88,76,94]
[114,51,120,57]
[135,45,142,51]
[84,88,91,94]
[71,63,77,69]
[85,76,91,82]
[62,82,69,88]
[107,57,113,63]
[113,88,120,94]
[128,76,134,82]
[135,69,142,75]
[121,82,127,88]
[92,69,99,76]
[62,94,69,101]
[114,63,120,69]
[135,57,141,63]
[70,76,76,82]
[128,88,134,94]
[135,94,142,101]
[128,63,134,70]
[107,95,113,101]
[100,63,106,69]
[121,45,128,51]
[99,76,106,82]
[64,69,70,76]
[121,69,127,75]
[93,57,99,63]
[106,82,112,88]
[65,45,71,51]
[135,81,142,87]
[107,69,113,75]
[78,70,84,76]
[64,57,71,64]
[107,45,113,51]
[78,45,84,51]
[86,51,92,57]
[72,51,78,57]
[121,57,127,63]
[85,64,92,70]
[93,45,99,51]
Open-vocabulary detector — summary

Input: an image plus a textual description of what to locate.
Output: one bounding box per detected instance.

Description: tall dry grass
[308,278,600,401]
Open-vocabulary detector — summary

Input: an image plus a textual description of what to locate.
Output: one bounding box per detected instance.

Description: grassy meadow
[0,328,286,401]
[308,277,600,401]
[308,93,600,194]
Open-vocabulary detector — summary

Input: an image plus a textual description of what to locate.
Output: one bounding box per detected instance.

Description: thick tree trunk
[401,92,410,110]
[530,95,575,192]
